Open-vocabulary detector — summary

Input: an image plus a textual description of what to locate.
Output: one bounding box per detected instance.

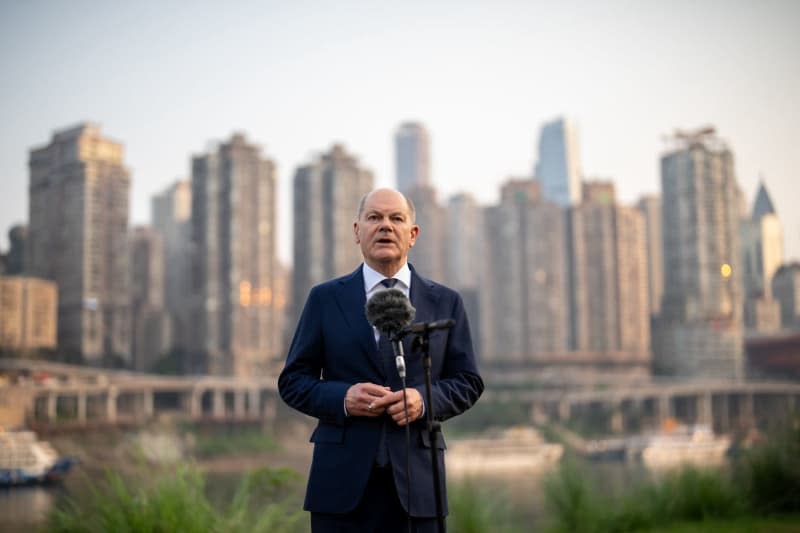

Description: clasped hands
[345,382,423,426]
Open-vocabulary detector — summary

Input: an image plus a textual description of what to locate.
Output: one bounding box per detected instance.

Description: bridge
[0,359,279,428]
[487,380,800,434]
[2,359,799,435]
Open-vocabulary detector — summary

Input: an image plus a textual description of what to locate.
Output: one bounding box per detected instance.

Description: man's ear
[409,225,420,247]
[353,221,360,243]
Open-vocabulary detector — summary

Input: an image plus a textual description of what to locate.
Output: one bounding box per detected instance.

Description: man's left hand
[370,388,423,426]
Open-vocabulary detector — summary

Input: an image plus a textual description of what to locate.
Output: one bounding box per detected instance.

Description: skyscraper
[772,263,800,329]
[741,181,783,332]
[130,226,171,371]
[406,184,445,283]
[190,133,280,376]
[655,127,744,378]
[152,180,192,351]
[481,179,569,362]
[28,123,131,363]
[5,225,27,275]
[569,182,650,356]
[534,117,582,207]
[445,192,484,353]
[637,195,664,317]
[395,122,430,193]
[291,144,373,327]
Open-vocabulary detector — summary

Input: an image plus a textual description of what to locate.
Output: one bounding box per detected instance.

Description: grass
[192,427,280,458]
[46,465,306,533]
[543,421,800,533]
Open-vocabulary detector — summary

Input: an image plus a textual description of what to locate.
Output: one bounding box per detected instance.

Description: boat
[446,426,563,475]
[0,429,77,486]
[639,425,730,469]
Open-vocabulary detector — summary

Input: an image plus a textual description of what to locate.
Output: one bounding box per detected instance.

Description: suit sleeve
[414,292,484,422]
[278,287,350,426]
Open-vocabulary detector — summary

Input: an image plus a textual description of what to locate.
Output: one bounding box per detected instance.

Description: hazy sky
[1,0,798,264]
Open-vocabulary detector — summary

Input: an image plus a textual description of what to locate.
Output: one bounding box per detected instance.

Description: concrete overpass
[486,380,800,434]
[0,359,279,428]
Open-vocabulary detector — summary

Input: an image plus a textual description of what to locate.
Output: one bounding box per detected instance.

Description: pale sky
[1,0,798,265]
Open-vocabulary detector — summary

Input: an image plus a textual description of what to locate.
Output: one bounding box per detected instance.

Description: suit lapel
[334,267,384,375]
[407,264,440,354]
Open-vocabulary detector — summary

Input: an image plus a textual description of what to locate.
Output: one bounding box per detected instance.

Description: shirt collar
[362,262,411,293]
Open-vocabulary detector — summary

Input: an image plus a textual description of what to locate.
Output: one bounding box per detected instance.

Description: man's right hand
[345,383,391,417]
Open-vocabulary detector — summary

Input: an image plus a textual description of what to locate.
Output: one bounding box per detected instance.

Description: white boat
[446,426,563,475]
[639,425,730,469]
[0,429,76,486]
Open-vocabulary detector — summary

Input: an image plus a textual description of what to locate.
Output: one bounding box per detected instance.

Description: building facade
[291,144,374,330]
[407,184,445,283]
[655,128,744,378]
[4,225,27,275]
[0,276,57,352]
[395,122,430,193]
[481,180,569,363]
[637,195,664,317]
[569,182,650,356]
[130,227,172,372]
[191,133,280,376]
[772,263,800,329]
[152,180,192,351]
[741,181,783,332]
[27,123,131,363]
[534,117,582,207]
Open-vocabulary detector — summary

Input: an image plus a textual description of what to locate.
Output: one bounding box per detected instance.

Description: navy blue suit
[278,264,484,519]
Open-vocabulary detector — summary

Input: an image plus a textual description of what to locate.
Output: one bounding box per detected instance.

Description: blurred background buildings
[2,118,797,383]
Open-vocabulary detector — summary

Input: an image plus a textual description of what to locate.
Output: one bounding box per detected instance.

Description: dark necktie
[375,278,398,466]
[380,278,398,289]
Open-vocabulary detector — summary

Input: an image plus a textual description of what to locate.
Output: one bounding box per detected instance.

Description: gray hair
[356,189,416,223]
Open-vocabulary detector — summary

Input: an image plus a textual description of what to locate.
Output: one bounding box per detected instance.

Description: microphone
[365,288,416,377]
[403,319,455,335]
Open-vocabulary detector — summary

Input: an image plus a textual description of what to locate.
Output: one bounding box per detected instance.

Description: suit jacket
[278,264,484,518]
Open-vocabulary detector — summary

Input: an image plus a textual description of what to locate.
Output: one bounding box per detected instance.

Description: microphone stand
[409,327,446,533]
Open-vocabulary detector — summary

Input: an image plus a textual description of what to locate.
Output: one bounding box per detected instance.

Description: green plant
[46,465,306,533]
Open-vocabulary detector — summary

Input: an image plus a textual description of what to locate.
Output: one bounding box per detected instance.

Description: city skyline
[1,1,799,264]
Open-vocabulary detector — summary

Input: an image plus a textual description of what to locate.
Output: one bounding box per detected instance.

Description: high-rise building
[534,117,582,207]
[444,192,484,355]
[291,144,374,327]
[395,122,430,193]
[741,181,783,332]
[772,263,800,329]
[4,225,27,275]
[152,180,192,351]
[637,195,664,317]
[407,184,445,283]
[130,227,172,372]
[655,127,744,378]
[0,276,57,352]
[191,133,280,376]
[28,123,131,363]
[481,179,569,363]
[569,182,650,356]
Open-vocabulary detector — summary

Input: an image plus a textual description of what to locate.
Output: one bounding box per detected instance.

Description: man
[279,188,484,532]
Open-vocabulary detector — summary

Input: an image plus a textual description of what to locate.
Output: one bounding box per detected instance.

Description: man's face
[354,189,419,272]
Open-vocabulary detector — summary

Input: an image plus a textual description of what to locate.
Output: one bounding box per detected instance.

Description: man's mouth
[377,238,394,245]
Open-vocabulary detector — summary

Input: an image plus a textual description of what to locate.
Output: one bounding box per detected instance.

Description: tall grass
[448,478,525,533]
[46,465,305,533]
[544,421,800,533]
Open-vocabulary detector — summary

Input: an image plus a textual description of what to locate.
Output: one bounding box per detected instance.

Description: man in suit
[279,188,484,532]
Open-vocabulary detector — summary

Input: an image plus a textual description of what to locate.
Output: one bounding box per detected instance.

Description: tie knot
[380,278,398,289]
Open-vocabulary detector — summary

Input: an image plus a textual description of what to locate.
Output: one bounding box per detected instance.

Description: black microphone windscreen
[365,288,416,334]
